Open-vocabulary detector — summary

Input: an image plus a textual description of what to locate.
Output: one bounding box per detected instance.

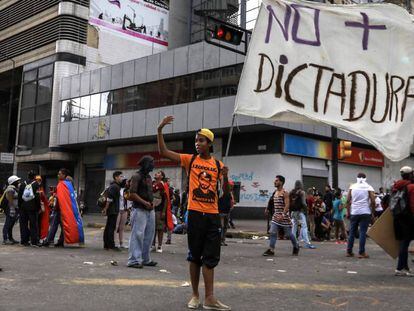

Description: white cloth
[375,197,383,212]
[349,179,374,215]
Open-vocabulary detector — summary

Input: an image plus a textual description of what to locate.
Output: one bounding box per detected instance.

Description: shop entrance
[303,175,328,194]
[85,168,105,213]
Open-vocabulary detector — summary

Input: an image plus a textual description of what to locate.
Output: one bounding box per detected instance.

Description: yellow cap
[197,128,214,142]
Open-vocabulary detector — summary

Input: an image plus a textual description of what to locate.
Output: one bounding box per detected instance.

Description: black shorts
[187,210,221,268]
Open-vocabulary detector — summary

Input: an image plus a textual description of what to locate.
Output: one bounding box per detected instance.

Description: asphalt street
[0,217,413,311]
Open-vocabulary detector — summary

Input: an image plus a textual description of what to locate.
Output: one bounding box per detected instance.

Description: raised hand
[158,116,174,131]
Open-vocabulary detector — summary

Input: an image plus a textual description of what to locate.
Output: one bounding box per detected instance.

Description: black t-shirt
[129,171,153,209]
[107,182,121,215]
[18,180,41,212]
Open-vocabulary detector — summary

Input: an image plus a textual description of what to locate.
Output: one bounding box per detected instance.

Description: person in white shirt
[345,173,376,259]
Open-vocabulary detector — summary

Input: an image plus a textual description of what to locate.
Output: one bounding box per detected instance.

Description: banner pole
[223,114,236,165]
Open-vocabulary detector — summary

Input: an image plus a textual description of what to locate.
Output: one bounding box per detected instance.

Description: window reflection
[90,94,100,118]
[80,96,91,119]
[60,63,243,122]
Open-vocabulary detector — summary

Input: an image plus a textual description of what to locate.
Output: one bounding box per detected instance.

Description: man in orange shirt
[158,116,230,311]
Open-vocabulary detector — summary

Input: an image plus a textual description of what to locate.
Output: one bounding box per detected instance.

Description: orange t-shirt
[180,154,223,214]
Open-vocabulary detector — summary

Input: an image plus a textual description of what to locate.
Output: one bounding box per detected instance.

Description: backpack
[22,181,36,202]
[289,190,304,212]
[390,186,410,217]
[97,187,109,210]
[186,154,222,196]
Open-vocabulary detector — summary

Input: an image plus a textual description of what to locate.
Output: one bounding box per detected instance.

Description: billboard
[89,0,169,48]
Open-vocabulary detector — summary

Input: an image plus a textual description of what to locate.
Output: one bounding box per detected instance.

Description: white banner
[90,0,169,48]
[234,0,414,161]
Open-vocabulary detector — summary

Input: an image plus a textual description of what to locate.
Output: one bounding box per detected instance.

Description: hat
[8,175,21,185]
[400,166,413,174]
[35,175,42,181]
[197,128,214,142]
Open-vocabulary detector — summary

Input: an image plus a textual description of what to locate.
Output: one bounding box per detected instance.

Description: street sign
[0,152,14,164]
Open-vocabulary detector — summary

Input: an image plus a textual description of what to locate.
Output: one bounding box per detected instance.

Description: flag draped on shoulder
[56,180,84,244]
[234,0,414,161]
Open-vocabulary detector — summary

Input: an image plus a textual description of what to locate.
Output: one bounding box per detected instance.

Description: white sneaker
[395,269,414,277]
[156,247,163,253]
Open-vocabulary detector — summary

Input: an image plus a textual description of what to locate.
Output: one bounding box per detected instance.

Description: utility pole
[331,126,338,190]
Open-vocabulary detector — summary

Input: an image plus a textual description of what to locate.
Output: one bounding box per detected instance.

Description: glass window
[39,64,53,78]
[79,96,91,119]
[22,82,37,108]
[70,98,81,120]
[100,92,110,116]
[33,122,42,147]
[19,124,34,148]
[110,89,125,114]
[61,100,72,122]
[24,69,37,82]
[20,108,35,124]
[135,85,147,110]
[90,94,100,118]
[37,78,53,106]
[35,104,51,121]
[41,121,50,147]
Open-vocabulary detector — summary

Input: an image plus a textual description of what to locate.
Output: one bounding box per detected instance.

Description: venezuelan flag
[57,180,85,244]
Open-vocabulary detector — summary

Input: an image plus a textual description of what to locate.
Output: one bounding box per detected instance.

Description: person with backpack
[158,116,231,311]
[102,171,124,251]
[2,175,21,245]
[290,180,316,249]
[345,172,376,259]
[391,166,414,277]
[127,156,158,269]
[18,171,42,247]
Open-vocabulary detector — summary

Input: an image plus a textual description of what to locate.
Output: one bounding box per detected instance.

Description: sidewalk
[84,214,268,239]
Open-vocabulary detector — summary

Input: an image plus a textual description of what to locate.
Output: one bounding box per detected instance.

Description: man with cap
[392,166,414,276]
[2,175,21,245]
[158,116,231,311]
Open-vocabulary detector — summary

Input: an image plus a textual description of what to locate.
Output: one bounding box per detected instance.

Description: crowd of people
[1,117,413,309]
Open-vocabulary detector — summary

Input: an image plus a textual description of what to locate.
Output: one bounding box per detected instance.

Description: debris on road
[83,262,94,265]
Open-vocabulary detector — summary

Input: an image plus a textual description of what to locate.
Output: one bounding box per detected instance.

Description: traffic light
[339,140,352,159]
[213,24,243,46]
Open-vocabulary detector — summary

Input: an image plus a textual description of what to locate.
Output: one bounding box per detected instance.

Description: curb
[87,222,268,239]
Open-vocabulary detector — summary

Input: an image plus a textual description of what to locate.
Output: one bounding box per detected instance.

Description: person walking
[290,180,316,249]
[346,173,375,258]
[103,171,123,251]
[127,156,157,269]
[18,171,42,247]
[392,166,414,276]
[263,175,299,257]
[306,188,316,241]
[2,175,21,245]
[158,116,231,311]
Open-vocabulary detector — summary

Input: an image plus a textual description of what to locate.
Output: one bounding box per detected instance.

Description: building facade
[1,0,413,216]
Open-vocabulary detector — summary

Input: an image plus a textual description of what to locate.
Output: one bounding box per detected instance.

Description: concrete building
[1,0,413,216]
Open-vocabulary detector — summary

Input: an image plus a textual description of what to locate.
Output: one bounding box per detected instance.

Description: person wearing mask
[18,171,42,247]
[263,175,299,257]
[2,175,21,245]
[346,173,375,258]
[290,180,316,249]
[102,171,123,251]
[392,166,414,277]
[158,116,231,311]
[127,156,157,269]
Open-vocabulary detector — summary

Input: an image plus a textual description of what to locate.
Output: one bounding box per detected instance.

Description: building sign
[283,134,384,167]
[234,0,414,161]
[104,151,180,169]
[90,0,169,47]
[0,153,14,164]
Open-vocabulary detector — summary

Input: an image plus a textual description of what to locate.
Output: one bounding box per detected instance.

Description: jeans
[397,239,411,271]
[47,210,64,244]
[347,214,371,255]
[291,211,311,245]
[19,210,39,245]
[103,214,117,249]
[269,222,298,249]
[3,214,17,241]
[128,208,155,266]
